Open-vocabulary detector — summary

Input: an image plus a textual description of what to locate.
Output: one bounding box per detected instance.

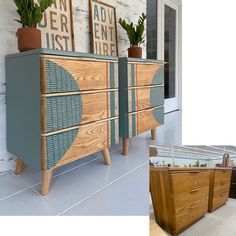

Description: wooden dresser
[6,49,119,195]
[229,167,236,198]
[119,57,164,155]
[208,168,232,212]
[150,167,210,235]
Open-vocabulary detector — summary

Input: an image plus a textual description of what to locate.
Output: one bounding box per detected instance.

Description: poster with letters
[38,0,74,51]
[90,0,118,56]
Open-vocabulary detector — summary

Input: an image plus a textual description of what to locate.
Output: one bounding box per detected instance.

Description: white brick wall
[0,0,146,172]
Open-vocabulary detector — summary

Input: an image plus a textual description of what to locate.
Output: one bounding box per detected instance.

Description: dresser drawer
[41,57,118,93]
[173,201,207,233]
[214,169,231,184]
[213,182,230,196]
[128,86,164,112]
[135,64,164,86]
[172,186,209,214]
[42,118,119,170]
[212,190,229,210]
[41,91,118,133]
[170,171,209,195]
[136,106,164,135]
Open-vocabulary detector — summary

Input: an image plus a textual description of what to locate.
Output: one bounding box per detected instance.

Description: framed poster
[89,0,118,56]
[38,0,74,51]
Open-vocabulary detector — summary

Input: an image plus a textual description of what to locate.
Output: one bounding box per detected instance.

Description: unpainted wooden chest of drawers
[119,57,164,155]
[6,49,119,195]
[150,167,210,236]
[208,168,232,212]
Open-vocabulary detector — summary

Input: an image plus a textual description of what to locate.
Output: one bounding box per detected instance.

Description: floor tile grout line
[58,161,149,216]
[11,156,102,193]
[6,147,122,197]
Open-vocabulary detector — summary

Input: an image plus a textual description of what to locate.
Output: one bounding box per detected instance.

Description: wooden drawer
[173,201,206,233]
[213,182,230,196]
[170,171,209,195]
[128,86,164,112]
[41,91,118,133]
[172,186,209,214]
[212,190,229,210]
[124,106,164,138]
[42,118,119,170]
[135,64,164,86]
[214,169,231,184]
[41,57,118,93]
[136,106,164,135]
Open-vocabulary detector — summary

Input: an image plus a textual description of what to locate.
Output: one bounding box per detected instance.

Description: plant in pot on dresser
[119,13,147,58]
[14,0,53,52]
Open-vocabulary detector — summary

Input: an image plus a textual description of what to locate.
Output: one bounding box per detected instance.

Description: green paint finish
[118,58,129,138]
[110,119,116,145]
[150,87,164,108]
[110,63,115,117]
[152,107,164,125]
[6,54,41,169]
[151,66,164,85]
[46,94,83,132]
[6,48,118,61]
[109,62,117,144]
[46,129,78,169]
[132,114,136,137]
[45,60,79,93]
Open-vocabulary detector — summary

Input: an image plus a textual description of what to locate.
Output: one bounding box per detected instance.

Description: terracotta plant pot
[17,28,41,52]
[128,47,142,58]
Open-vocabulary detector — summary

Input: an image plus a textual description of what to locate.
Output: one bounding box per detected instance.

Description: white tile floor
[0,110,181,216]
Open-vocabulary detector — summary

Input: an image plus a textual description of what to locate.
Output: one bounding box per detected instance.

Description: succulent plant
[119,13,147,47]
[14,0,53,28]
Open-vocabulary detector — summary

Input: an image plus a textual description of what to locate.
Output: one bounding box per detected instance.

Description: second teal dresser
[119,57,165,155]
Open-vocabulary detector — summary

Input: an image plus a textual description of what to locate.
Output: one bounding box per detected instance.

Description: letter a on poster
[90,0,118,56]
[38,0,74,51]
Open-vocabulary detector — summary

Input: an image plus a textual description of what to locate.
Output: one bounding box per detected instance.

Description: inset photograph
[150,145,236,236]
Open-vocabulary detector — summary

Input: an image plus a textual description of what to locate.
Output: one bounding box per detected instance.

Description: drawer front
[214,169,232,184]
[132,64,164,86]
[212,190,229,210]
[137,106,164,135]
[170,171,209,195]
[41,57,118,93]
[128,86,164,112]
[213,182,230,196]
[123,106,164,138]
[172,186,209,214]
[42,118,119,170]
[173,201,206,233]
[41,91,118,133]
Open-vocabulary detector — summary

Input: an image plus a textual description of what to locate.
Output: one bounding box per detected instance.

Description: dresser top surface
[119,56,164,64]
[150,166,232,172]
[6,48,119,61]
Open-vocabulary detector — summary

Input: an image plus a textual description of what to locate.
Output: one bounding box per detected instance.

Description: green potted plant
[14,0,53,52]
[119,13,147,58]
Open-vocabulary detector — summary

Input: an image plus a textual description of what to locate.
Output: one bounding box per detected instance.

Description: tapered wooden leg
[102,148,111,165]
[123,138,130,156]
[151,129,157,140]
[41,169,53,196]
[15,159,24,175]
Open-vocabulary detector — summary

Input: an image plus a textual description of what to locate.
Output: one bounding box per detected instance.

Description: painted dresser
[6,49,119,195]
[119,57,164,155]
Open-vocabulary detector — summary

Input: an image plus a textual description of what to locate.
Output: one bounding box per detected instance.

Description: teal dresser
[118,57,164,155]
[6,49,119,195]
